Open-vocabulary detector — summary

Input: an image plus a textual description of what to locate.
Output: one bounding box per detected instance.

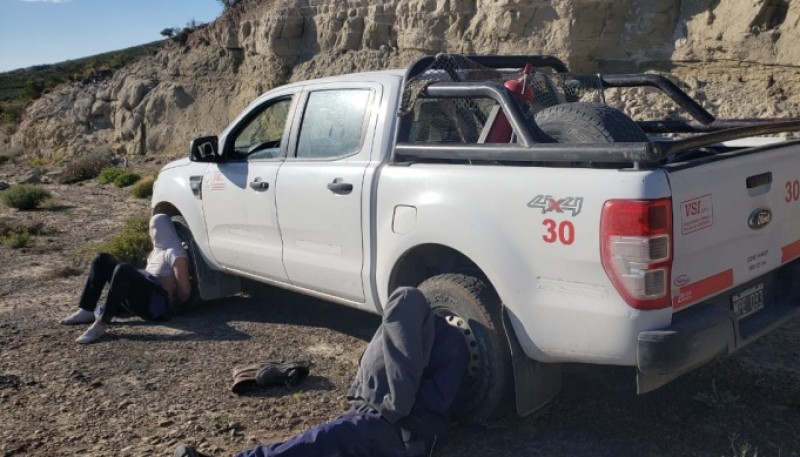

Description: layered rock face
[13,0,800,159]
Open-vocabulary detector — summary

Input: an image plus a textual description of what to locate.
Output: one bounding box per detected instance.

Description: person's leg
[235,411,406,457]
[78,253,119,311]
[97,263,156,324]
[77,263,157,343]
[63,253,119,325]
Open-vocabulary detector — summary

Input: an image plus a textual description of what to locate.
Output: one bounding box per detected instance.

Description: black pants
[235,410,408,457]
[79,253,161,323]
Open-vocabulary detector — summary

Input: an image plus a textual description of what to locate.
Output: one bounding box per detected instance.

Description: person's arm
[172,256,192,306]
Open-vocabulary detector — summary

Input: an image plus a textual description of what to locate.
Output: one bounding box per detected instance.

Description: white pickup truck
[152,54,800,421]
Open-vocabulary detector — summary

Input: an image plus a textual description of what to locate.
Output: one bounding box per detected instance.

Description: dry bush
[0,184,51,210]
[0,218,53,249]
[58,147,114,184]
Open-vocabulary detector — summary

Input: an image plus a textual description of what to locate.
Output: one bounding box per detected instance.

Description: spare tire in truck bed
[533,102,648,143]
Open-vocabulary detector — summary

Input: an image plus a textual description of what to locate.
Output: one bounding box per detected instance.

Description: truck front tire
[419,273,513,422]
[171,215,201,309]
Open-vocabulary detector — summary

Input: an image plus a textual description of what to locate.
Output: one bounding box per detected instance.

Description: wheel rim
[434,308,483,408]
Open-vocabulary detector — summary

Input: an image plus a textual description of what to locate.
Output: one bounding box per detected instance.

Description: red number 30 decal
[542,219,575,245]
[786,180,800,203]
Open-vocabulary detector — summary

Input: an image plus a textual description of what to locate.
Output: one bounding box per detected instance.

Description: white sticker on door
[210,171,226,191]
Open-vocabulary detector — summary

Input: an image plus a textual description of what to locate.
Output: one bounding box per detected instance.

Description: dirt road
[1,179,799,457]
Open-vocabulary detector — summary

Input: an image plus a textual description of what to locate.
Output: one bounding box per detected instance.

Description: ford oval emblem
[748,208,772,230]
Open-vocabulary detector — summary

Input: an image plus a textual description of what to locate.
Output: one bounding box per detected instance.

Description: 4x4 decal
[528,195,584,217]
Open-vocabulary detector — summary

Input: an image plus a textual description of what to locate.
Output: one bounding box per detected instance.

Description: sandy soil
[1,168,799,457]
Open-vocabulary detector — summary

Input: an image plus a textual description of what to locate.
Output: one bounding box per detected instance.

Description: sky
[0,0,225,72]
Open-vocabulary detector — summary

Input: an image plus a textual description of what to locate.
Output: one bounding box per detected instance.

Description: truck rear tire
[419,273,513,422]
[534,102,648,143]
[171,215,201,309]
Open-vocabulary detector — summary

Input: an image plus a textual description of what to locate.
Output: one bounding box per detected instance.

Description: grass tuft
[0,184,52,210]
[130,175,155,199]
[728,433,758,457]
[693,379,740,408]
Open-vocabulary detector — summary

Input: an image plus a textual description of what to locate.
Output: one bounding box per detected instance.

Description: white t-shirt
[144,247,186,278]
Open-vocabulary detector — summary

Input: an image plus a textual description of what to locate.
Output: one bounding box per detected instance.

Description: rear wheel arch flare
[388,243,489,292]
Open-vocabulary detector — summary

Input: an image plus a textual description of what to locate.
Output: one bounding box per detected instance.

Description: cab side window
[295,89,371,159]
[230,97,293,160]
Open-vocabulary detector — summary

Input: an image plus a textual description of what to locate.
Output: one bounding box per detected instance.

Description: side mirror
[189,136,219,162]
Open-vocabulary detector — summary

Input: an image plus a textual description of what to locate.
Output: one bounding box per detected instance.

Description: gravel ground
[1,173,799,457]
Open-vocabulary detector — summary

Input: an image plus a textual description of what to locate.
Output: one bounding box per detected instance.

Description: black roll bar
[422,82,541,146]
[653,119,800,158]
[404,54,570,82]
[599,74,716,125]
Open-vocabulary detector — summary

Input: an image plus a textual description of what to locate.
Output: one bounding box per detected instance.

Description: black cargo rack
[392,54,800,168]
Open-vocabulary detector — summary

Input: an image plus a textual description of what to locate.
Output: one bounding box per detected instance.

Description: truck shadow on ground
[108,285,381,344]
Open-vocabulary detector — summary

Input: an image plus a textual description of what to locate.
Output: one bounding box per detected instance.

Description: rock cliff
[12,0,800,159]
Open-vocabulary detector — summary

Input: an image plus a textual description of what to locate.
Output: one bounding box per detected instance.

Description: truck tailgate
[668,143,800,324]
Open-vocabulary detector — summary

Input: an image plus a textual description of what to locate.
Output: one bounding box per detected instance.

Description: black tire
[534,102,648,143]
[171,215,201,309]
[418,274,513,422]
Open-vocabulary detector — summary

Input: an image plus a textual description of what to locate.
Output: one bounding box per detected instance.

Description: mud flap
[502,306,562,417]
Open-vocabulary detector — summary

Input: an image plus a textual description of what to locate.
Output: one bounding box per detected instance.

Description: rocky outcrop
[12,0,800,159]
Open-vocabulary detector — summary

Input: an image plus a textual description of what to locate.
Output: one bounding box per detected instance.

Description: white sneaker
[61,308,95,325]
[75,321,107,344]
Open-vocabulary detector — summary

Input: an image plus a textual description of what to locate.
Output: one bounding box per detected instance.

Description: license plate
[732,283,764,319]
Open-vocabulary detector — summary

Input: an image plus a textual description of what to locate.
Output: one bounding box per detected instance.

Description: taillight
[600,199,672,310]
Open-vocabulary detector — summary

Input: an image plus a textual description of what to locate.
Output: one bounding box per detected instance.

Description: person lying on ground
[174,286,469,457]
[61,213,191,344]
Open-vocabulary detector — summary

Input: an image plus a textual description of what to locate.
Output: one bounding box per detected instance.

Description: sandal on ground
[231,361,310,394]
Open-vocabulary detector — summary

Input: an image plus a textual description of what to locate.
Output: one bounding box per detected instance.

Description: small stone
[158,419,174,427]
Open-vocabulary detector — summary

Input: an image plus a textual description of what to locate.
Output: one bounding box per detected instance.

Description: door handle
[249,179,270,191]
[327,178,353,195]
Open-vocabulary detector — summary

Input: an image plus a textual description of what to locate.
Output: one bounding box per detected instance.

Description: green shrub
[0,218,52,249]
[0,184,52,210]
[96,215,151,265]
[113,171,141,188]
[58,148,114,184]
[130,175,155,199]
[97,167,125,184]
[3,229,31,248]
